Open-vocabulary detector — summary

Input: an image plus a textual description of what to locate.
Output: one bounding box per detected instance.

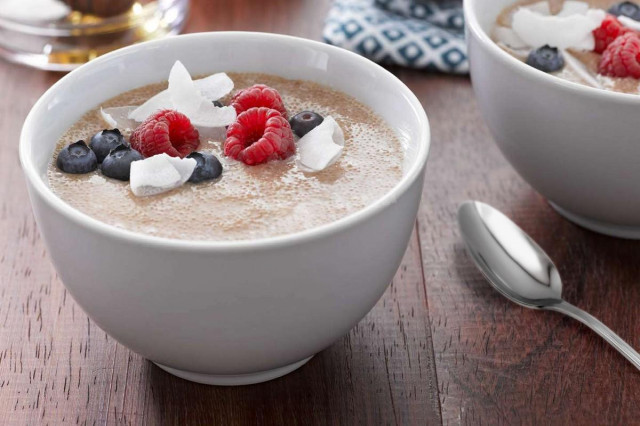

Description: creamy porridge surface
[47,73,405,241]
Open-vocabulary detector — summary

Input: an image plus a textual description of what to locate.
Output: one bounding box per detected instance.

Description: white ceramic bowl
[20,32,430,385]
[465,0,640,238]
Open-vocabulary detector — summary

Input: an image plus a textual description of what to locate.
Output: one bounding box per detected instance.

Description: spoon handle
[548,301,640,371]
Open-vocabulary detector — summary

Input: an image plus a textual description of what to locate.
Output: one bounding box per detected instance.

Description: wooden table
[2,0,639,424]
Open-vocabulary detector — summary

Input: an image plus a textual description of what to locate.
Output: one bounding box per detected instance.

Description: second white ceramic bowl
[20,32,430,385]
[465,0,640,238]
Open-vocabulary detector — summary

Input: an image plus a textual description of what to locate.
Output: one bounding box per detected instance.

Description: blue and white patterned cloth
[323,0,468,74]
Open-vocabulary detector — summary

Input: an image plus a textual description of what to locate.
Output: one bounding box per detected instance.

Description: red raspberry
[230,84,288,119]
[593,15,633,54]
[224,107,295,165]
[131,110,199,158]
[599,32,640,78]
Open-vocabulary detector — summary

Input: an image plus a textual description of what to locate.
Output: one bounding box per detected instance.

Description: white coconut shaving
[130,154,197,197]
[194,73,235,101]
[512,8,605,50]
[128,91,173,122]
[619,16,640,32]
[189,104,237,128]
[516,1,588,17]
[525,1,551,15]
[118,61,236,139]
[167,60,202,117]
[556,1,590,17]
[128,61,236,128]
[100,106,139,132]
[162,62,237,128]
[296,116,344,173]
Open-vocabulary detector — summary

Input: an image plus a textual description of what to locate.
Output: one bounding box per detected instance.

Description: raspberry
[599,32,640,78]
[230,84,288,119]
[131,110,199,158]
[593,15,633,54]
[224,107,295,165]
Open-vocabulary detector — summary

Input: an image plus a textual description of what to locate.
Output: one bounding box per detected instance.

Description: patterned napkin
[323,0,468,73]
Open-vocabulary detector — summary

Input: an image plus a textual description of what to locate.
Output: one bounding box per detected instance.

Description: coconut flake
[190,104,237,128]
[165,155,197,182]
[128,90,173,122]
[525,1,551,15]
[100,106,139,131]
[296,116,344,173]
[168,61,236,127]
[100,108,118,128]
[494,26,529,49]
[130,154,196,197]
[168,61,202,117]
[557,1,590,17]
[0,0,70,22]
[127,61,236,130]
[194,73,234,101]
[512,8,605,50]
[619,16,640,31]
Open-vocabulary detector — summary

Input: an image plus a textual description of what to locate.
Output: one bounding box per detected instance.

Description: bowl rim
[19,31,430,252]
[464,0,640,105]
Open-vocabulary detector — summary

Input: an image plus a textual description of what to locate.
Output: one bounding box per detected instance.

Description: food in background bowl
[19,32,430,385]
[492,0,640,93]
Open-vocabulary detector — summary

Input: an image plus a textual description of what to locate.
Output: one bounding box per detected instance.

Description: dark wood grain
[2,0,640,424]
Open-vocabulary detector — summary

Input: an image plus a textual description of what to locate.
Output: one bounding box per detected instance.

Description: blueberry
[526,45,564,73]
[101,144,143,181]
[187,152,223,183]
[56,140,98,174]
[90,129,126,163]
[289,111,324,138]
[609,1,640,21]
[212,100,224,107]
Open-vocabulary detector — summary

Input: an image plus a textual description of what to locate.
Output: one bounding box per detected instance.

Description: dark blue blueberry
[289,111,324,138]
[526,45,564,73]
[90,128,126,163]
[212,100,224,107]
[609,2,640,21]
[187,152,223,183]
[56,141,98,174]
[101,144,143,181]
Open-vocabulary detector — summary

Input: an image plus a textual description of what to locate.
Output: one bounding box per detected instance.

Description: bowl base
[550,202,640,239]
[153,356,314,386]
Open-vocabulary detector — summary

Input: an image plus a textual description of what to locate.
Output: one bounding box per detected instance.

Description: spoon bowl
[457,201,640,371]
[457,201,563,308]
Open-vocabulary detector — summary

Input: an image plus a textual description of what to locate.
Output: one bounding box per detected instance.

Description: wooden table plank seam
[415,217,445,424]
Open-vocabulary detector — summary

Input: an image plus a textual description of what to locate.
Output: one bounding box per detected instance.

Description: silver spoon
[457,200,640,371]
